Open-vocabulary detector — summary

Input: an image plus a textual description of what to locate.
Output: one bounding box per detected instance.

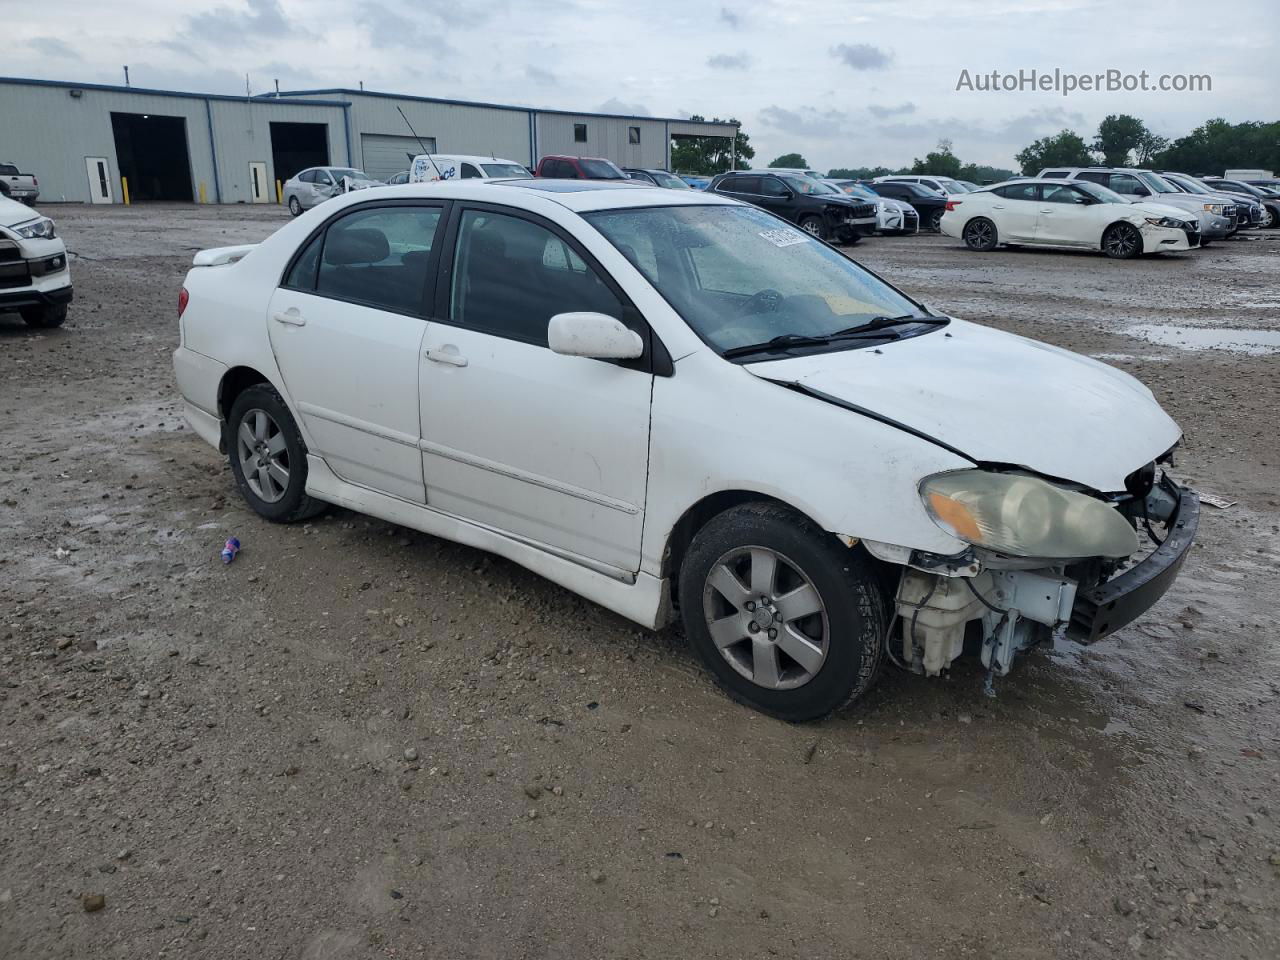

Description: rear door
[267,201,446,502]
[989,182,1039,240]
[418,203,654,573]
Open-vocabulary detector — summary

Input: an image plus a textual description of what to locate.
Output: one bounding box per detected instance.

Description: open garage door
[110,113,193,202]
[270,122,329,185]
[361,134,434,181]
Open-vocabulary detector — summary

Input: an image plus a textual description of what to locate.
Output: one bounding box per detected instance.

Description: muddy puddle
[1125,323,1280,355]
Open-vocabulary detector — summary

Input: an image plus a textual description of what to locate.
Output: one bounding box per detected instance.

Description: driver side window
[760,177,788,197]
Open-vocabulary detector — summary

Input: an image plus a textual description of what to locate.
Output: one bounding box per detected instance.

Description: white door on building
[249,161,269,203]
[85,157,113,204]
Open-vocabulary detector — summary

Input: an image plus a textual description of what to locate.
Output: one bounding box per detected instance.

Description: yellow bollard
[275,179,283,204]
[121,176,130,206]
[199,182,207,204]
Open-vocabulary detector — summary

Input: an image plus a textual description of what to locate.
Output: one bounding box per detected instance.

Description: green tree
[1014,130,1093,175]
[828,166,900,179]
[958,163,1018,184]
[768,152,810,169]
[1153,118,1280,174]
[669,116,753,174]
[910,139,962,177]
[1134,130,1169,166]
[1093,114,1150,166]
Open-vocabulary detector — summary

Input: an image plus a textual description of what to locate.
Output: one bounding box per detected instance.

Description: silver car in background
[283,166,381,216]
[825,180,920,234]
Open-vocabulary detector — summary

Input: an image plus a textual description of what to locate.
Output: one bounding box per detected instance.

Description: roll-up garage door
[360,134,436,180]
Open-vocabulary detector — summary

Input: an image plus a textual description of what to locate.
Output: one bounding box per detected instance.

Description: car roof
[417,154,523,164]
[366,178,736,213]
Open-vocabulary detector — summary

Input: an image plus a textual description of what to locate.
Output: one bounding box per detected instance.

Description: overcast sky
[9,0,1278,171]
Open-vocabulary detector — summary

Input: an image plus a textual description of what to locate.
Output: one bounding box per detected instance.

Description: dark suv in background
[865,180,948,232]
[1199,178,1280,229]
[535,156,629,180]
[707,172,877,243]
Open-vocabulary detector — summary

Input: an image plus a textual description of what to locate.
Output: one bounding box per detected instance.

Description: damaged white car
[173,181,1198,721]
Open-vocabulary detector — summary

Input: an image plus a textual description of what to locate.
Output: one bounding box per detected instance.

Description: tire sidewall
[799,215,826,241]
[927,209,944,232]
[963,217,997,251]
[679,504,884,722]
[288,196,302,216]
[227,384,313,522]
[21,304,68,328]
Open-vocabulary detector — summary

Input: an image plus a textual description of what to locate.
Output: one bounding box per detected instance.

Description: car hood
[1129,200,1197,221]
[0,195,41,229]
[1136,194,1205,213]
[743,318,1181,491]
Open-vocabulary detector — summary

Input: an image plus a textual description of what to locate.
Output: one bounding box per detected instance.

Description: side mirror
[548,312,644,360]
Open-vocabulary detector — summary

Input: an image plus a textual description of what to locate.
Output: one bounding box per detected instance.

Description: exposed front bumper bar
[1067,484,1199,643]
[0,283,73,310]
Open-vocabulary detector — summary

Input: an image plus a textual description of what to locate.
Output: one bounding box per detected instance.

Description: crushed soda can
[221,537,241,564]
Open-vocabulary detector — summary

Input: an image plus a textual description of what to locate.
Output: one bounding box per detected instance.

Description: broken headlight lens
[12,217,56,240]
[1144,216,1184,228]
[920,470,1138,559]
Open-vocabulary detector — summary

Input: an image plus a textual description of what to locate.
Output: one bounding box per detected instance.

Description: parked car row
[939,166,1279,259]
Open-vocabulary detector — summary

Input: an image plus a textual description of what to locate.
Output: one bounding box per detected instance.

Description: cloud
[707,52,751,70]
[185,0,297,46]
[875,107,1087,144]
[758,104,849,138]
[867,102,915,119]
[525,65,558,85]
[597,97,650,117]
[719,7,741,28]
[359,5,454,53]
[28,37,76,58]
[831,43,893,70]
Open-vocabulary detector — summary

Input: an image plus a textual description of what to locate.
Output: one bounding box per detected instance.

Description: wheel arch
[1102,218,1144,252]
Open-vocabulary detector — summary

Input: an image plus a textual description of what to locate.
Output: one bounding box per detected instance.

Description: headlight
[1144,216,1184,228]
[920,470,1138,559]
[12,217,56,240]
[1202,203,1225,214]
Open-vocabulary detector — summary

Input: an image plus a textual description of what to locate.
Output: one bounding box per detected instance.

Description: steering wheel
[738,288,784,316]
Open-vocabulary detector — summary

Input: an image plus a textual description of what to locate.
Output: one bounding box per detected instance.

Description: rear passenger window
[313,206,441,314]
[448,210,624,346]
[461,163,482,179]
[996,183,1037,201]
[1077,172,1109,185]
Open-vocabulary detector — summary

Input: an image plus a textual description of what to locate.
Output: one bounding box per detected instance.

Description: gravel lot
[2,203,1278,960]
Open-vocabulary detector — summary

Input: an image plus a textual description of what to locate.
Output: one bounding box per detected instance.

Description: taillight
[33,176,38,187]
[178,287,189,318]
[945,200,961,211]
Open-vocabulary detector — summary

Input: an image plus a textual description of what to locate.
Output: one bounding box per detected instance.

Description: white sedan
[174,180,1198,720]
[941,178,1200,258]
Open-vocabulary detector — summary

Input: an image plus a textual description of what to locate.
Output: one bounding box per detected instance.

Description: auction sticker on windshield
[758,228,809,247]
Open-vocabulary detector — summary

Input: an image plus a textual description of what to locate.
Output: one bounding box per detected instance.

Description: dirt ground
[1,203,1278,960]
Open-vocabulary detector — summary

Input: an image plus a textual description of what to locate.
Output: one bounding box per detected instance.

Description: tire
[1102,222,1143,259]
[20,304,67,328]
[288,195,303,217]
[227,384,325,523]
[926,209,944,232]
[1262,205,1278,229]
[678,502,886,722]
[962,217,998,251]
[842,233,861,246]
[798,215,827,241]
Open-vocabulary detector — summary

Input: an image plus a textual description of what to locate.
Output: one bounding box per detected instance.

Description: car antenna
[396,106,444,180]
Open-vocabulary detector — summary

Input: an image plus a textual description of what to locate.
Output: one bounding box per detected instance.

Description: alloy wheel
[800,219,822,236]
[1104,224,1139,258]
[701,546,829,690]
[965,220,995,250]
[236,408,291,503]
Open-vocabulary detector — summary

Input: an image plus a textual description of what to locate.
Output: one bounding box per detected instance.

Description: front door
[419,205,653,574]
[249,161,269,203]
[1034,182,1094,245]
[85,157,113,203]
[267,202,445,502]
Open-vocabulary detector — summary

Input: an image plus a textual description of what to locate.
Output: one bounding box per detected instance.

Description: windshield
[829,181,879,199]
[1070,180,1128,204]
[1165,175,1211,195]
[650,171,690,189]
[583,204,926,356]
[1135,171,1176,193]
[580,159,626,179]
[481,162,531,178]
[780,175,837,195]
[936,178,965,193]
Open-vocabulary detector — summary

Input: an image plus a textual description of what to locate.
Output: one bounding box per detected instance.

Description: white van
[408,154,532,183]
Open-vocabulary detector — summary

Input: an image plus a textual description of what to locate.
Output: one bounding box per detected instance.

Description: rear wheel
[1102,222,1143,259]
[962,217,998,251]
[20,304,67,328]
[678,502,886,722]
[227,384,324,523]
[288,195,302,217]
[798,215,827,241]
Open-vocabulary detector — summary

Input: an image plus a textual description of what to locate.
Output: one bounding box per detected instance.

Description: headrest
[324,227,389,265]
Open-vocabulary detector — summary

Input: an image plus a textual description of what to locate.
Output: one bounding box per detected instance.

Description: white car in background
[173,180,1197,721]
[283,167,382,216]
[942,179,1200,259]
[876,174,969,196]
[1035,167,1235,242]
[824,180,919,234]
[409,154,531,183]
[0,195,71,327]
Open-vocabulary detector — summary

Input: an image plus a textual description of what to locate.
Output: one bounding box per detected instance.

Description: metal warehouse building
[0,76,737,205]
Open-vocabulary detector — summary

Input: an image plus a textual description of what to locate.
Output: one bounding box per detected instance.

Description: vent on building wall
[69,89,83,98]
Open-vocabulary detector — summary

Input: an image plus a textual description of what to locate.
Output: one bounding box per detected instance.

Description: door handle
[424,347,468,367]
[992,204,1005,209]
[1040,208,1053,213]
[272,311,306,326]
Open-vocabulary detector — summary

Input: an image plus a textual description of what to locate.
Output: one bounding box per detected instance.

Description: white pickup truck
[0,162,39,205]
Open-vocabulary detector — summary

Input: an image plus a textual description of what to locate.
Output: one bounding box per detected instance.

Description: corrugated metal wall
[534,114,668,169]
[206,99,346,204]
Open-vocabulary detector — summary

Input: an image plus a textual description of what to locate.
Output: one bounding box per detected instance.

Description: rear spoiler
[192,243,257,267]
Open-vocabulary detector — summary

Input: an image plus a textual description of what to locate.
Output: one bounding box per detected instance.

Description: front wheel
[227,384,325,523]
[798,215,827,241]
[926,209,944,232]
[288,195,303,217]
[21,304,68,328]
[1102,222,1143,259]
[962,217,998,251]
[678,503,886,722]
[1262,206,1278,229]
